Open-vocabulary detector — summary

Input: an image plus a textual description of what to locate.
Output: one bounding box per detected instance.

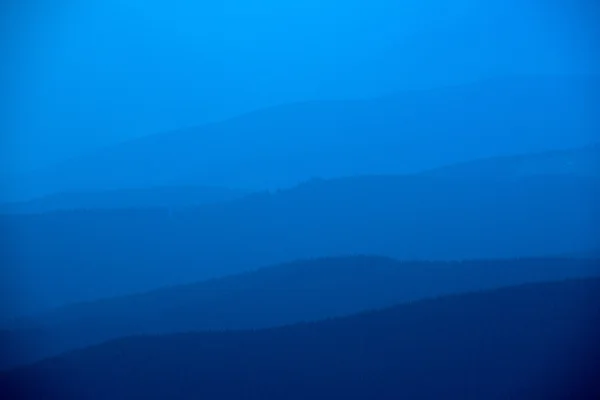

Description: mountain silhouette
[0,186,245,214]
[11,76,600,201]
[423,143,600,179]
[4,174,599,316]
[2,278,599,399]
[4,256,599,369]
[8,142,599,213]
[6,143,598,213]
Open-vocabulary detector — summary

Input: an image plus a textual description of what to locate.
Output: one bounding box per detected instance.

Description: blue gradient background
[1,0,598,179]
[0,1,599,397]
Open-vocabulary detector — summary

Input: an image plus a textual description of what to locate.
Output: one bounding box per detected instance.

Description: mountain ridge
[4,174,599,316]
[9,75,600,200]
[5,142,600,213]
[3,278,599,399]
[3,256,599,370]
[0,185,246,214]
[422,143,600,179]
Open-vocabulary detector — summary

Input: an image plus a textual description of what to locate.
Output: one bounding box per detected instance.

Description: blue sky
[2,0,598,176]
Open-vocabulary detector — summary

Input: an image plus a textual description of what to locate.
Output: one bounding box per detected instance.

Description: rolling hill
[10,76,600,200]
[6,142,599,214]
[4,256,599,369]
[0,186,245,214]
[423,143,600,179]
[2,278,599,399]
[3,174,599,316]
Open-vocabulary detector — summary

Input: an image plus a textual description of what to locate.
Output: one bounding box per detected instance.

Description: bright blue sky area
[2,0,598,175]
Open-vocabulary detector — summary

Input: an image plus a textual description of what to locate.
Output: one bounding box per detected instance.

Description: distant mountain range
[3,174,599,316]
[2,256,599,370]
[4,143,599,213]
[1,142,598,214]
[3,278,599,399]
[9,76,600,201]
[0,186,245,214]
[423,143,600,179]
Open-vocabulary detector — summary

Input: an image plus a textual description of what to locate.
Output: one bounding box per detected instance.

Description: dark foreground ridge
[2,278,599,399]
[3,256,600,370]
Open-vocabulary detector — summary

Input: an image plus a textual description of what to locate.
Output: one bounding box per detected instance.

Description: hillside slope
[0,186,244,214]
[423,143,600,179]
[4,256,599,369]
[4,175,599,315]
[13,76,600,200]
[2,278,599,399]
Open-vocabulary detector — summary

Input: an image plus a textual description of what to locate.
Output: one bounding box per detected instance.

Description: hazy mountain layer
[3,256,599,369]
[0,186,245,214]
[423,143,600,179]
[12,77,600,200]
[2,278,599,399]
[3,175,599,316]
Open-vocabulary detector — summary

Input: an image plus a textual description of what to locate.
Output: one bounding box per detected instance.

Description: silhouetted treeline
[2,278,599,399]
[0,186,245,214]
[2,256,599,370]
[13,77,600,199]
[422,143,600,179]
[2,174,599,315]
